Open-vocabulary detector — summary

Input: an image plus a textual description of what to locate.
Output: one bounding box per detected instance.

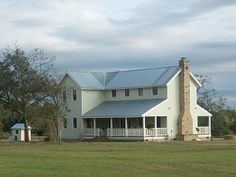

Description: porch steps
[93,136,111,142]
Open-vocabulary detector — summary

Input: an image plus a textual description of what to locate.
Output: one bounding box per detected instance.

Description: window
[152,87,158,95]
[73,117,77,128]
[198,116,209,127]
[62,90,66,102]
[112,89,116,97]
[16,130,19,134]
[138,88,143,96]
[63,118,67,128]
[73,89,77,101]
[125,89,129,96]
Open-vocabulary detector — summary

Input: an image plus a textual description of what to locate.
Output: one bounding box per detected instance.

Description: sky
[0,0,236,108]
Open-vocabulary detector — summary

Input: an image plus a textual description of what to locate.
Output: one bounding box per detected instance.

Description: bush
[230,121,236,134]
[212,113,229,137]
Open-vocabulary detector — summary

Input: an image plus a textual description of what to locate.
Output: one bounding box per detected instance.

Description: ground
[0,140,235,177]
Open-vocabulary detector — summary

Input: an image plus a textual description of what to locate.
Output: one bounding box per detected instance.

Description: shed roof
[82,99,164,118]
[68,66,180,89]
[11,123,32,130]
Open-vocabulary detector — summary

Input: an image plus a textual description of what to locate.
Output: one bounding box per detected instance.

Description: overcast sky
[0,0,236,107]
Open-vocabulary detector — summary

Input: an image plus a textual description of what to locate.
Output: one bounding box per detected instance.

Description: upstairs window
[152,87,158,95]
[138,88,143,96]
[73,117,77,128]
[73,89,77,101]
[112,89,116,97]
[63,118,67,128]
[125,89,129,97]
[62,90,66,102]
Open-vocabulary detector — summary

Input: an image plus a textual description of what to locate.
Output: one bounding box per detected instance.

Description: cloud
[0,0,236,107]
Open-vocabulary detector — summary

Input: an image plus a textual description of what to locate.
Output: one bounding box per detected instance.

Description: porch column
[154,116,157,137]
[143,116,146,137]
[93,118,96,138]
[110,118,113,137]
[125,118,128,137]
[209,116,211,135]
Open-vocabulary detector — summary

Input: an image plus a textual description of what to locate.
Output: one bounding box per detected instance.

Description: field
[0,140,235,177]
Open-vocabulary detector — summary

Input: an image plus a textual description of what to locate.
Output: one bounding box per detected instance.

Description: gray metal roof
[11,123,32,130]
[68,72,105,89]
[82,99,164,118]
[69,66,180,90]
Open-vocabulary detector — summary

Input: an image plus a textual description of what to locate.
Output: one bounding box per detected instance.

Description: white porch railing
[127,128,143,136]
[197,127,210,134]
[107,128,126,137]
[157,128,168,135]
[146,128,168,136]
[84,128,100,137]
[145,128,155,136]
[85,128,168,137]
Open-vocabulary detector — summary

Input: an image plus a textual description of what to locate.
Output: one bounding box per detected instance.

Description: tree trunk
[23,111,29,142]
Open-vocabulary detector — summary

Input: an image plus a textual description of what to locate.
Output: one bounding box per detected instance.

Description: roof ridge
[68,65,178,74]
[105,65,178,74]
[152,67,171,85]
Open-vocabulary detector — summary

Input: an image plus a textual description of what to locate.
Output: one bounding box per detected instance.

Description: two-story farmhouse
[59,58,211,141]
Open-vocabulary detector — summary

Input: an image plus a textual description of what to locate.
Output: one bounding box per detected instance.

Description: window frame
[112,89,116,97]
[63,118,67,129]
[73,89,77,101]
[152,87,158,95]
[125,89,130,97]
[138,88,143,96]
[62,90,67,102]
[73,117,77,129]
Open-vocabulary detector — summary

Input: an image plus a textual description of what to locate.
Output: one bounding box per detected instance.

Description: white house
[10,123,32,141]
[59,58,211,141]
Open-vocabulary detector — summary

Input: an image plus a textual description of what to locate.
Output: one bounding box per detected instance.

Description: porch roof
[82,99,164,118]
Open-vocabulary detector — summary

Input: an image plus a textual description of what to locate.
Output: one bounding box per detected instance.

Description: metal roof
[82,99,164,118]
[11,123,32,130]
[68,66,180,89]
[68,72,105,89]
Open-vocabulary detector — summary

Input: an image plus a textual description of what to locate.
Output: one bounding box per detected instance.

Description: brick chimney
[177,58,195,141]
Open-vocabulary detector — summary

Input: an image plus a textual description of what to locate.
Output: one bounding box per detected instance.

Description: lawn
[0,140,235,177]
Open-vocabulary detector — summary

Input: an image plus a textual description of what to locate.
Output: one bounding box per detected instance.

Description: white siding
[81,90,105,114]
[190,78,212,135]
[144,74,211,139]
[60,75,82,139]
[144,74,180,139]
[105,87,167,101]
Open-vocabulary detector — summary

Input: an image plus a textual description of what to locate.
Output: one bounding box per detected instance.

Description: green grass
[0,141,235,177]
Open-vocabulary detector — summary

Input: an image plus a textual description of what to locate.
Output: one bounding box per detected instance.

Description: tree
[196,75,230,136]
[0,104,4,132]
[196,75,226,112]
[0,46,60,142]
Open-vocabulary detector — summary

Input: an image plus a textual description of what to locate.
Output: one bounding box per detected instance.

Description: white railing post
[93,118,96,137]
[154,116,157,137]
[143,116,146,138]
[125,118,128,137]
[110,118,113,137]
[209,116,211,135]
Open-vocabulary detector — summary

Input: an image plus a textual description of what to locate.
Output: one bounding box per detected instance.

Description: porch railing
[197,127,210,134]
[107,128,126,136]
[127,128,143,136]
[146,128,168,136]
[85,128,168,137]
[84,128,100,137]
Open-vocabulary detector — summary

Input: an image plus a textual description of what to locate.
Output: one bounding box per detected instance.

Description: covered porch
[83,116,167,140]
[82,99,167,140]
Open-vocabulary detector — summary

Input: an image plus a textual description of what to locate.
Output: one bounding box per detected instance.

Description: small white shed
[10,123,32,141]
